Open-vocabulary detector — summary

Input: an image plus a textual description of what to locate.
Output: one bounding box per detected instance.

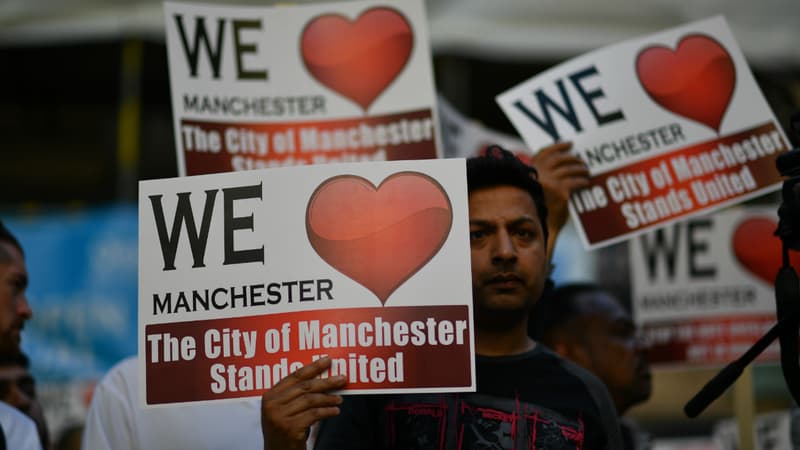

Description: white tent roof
[1,0,798,67]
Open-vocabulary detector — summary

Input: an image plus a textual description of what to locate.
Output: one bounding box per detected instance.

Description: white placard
[498,16,789,249]
[138,159,475,405]
[165,0,441,175]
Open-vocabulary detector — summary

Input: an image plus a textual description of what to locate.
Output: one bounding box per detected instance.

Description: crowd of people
[2,142,657,449]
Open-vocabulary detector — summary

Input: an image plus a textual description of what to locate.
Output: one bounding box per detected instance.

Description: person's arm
[529,141,589,260]
[261,357,347,450]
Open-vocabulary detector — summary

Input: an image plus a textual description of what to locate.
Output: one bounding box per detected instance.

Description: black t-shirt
[315,345,621,450]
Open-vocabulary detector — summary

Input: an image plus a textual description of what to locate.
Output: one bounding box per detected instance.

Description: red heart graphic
[732,217,800,284]
[300,8,413,112]
[636,34,736,132]
[306,173,452,304]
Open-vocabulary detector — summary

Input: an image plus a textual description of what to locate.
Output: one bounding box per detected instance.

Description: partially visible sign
[138,159,475,405]
[498,16,789,249]
[165,0,441,175]
[713,410,795,450]
[438,95,528,159]
[629,207,797,367]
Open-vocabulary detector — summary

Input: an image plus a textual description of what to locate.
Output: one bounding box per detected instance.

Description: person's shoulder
[541,347,623,449]
[101,356,137,383]
[0,401,41,450]
[0,400,34,426]
[536,344,607,391]
[91,355,138,403]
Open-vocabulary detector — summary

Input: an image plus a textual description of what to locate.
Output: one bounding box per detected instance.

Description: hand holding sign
[529,141,590,255]
[261,357,347,450]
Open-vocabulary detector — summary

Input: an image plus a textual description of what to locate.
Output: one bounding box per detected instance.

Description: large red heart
[732,217,800,285]
[300,7,413,112]
[636,34,736,132]
[306,173,452,304]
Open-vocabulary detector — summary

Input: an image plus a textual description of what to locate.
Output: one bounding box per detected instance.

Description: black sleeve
[559,357,623,450]
[314,395,380,450]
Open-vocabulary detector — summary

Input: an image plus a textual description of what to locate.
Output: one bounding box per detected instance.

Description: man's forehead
[468,185,539,215]
[0,243,26,283]
[0,242,23,265]
[468,184,536,201]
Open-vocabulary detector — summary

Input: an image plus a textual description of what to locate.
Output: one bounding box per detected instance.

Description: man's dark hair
[466,145,549,247]
[528,282,603,342]
[0,220,23,262]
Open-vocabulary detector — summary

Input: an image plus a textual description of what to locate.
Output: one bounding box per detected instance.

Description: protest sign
[629,206,797,367]
[438,95,528,159]
[497,16,790,249]
[164,0,440,176]
[138,159,474,405]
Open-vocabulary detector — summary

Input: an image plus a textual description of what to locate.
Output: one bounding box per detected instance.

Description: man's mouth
[10,323,23,338]
[486,273,523,288]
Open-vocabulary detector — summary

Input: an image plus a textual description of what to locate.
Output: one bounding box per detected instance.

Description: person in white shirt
[0,401,41,450]
[81,357,263,450]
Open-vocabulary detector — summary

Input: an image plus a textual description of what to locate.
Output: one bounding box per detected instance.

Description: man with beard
[260,147,621,450]
[0,221,42,450]
[533,283,653,450]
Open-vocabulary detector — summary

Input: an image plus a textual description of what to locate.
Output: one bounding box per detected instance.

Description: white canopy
[1,0,798,68]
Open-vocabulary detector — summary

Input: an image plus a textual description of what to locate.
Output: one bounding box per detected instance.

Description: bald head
[536,283,652,415]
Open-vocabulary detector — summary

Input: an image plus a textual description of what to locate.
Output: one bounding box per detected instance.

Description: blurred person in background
[0,220,42,450]
[54,424,83,450]
[531,282,653,450]
[81,356,263,449]
[0,352,51,449]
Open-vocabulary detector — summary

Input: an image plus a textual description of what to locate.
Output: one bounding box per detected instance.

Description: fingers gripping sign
[530,141,590,257]
[261,357,348,450]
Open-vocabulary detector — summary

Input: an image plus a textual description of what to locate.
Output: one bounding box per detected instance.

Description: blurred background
[1,0,799,448]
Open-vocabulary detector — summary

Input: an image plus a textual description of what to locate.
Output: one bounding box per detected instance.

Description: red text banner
[642,314,780,366]
[145,305,471,404]
[574,122,787,246]
[181,108,437,175]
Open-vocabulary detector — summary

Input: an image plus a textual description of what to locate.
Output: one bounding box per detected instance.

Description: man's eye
[470,230,485,240]
[514,229,535,239]
[13,279,27,293]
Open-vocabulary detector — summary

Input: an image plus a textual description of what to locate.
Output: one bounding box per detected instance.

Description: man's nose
[17,295,32,320]
[491,230,517,262]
